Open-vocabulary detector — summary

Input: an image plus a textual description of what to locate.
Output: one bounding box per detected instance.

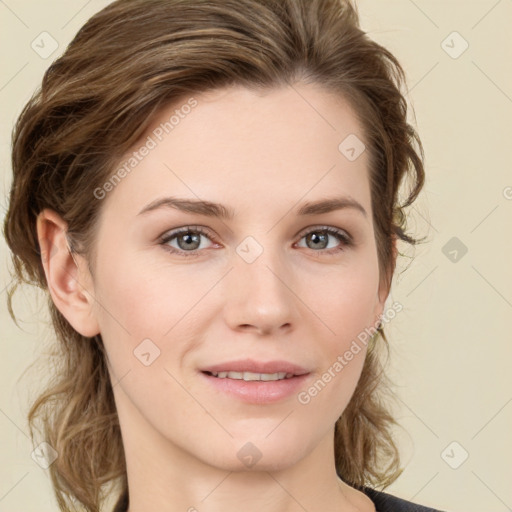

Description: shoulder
[362,486,448,512]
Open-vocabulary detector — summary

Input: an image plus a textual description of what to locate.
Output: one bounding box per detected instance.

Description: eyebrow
[137,195,367,219]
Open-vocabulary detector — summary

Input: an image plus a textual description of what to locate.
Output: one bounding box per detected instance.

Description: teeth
[210,371,294,381]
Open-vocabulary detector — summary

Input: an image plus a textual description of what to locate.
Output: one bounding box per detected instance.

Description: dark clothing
[362,487,446,512]
[112,486,446,511]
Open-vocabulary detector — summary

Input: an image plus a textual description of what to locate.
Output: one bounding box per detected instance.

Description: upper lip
[201,359,310,376]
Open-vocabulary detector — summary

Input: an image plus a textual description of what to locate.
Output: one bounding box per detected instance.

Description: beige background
[1,1,511,511]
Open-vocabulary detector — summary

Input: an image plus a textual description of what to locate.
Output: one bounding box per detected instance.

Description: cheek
[92,249,217,390]
[301,256,379,405]
[307,254,380,345]
[93,249,184,337]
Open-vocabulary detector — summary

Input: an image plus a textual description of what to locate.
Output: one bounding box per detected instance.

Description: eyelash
[159,225,353,259]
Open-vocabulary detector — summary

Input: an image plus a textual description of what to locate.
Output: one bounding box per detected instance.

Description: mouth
[200,358,310,377]
[202,370,296,381]
[199,370,312,405]
[198,360,311,404]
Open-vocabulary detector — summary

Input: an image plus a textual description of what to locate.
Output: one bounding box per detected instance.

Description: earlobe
[36,208,100,337]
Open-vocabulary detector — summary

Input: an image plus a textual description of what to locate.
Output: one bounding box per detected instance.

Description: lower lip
[199,371,310,404]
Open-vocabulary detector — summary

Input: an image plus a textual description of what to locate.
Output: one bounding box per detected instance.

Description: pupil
[309,232,327,249]
[180,233,200,250]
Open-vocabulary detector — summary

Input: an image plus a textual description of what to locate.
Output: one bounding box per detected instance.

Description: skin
[37,83,396,512]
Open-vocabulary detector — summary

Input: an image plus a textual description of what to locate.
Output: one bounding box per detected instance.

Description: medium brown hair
[3,0,425,511]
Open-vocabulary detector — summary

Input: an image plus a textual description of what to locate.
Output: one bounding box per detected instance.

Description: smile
[205,371,295,381]
[200,370,311,404]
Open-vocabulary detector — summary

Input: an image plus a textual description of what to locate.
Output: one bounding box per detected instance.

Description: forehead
[99,83,371,222]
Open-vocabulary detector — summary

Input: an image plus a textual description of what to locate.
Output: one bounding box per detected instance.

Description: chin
[199,433,312,473]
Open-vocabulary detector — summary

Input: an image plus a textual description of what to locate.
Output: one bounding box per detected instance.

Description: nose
[222,245,296,336]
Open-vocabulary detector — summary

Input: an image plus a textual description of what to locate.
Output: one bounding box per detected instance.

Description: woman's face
[84,84,389,473]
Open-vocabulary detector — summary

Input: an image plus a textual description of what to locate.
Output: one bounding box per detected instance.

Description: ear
[36,208,100,337]
[374,233,398,325]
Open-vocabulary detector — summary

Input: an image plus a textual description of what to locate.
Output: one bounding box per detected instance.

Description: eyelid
[159,225,217,245]
[160,224,352,242]
[295,224,352,243]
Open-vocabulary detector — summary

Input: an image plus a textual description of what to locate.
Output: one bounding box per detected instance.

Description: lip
[200,359,310,376]
[199,359,311,405]
[199,371,311,404]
